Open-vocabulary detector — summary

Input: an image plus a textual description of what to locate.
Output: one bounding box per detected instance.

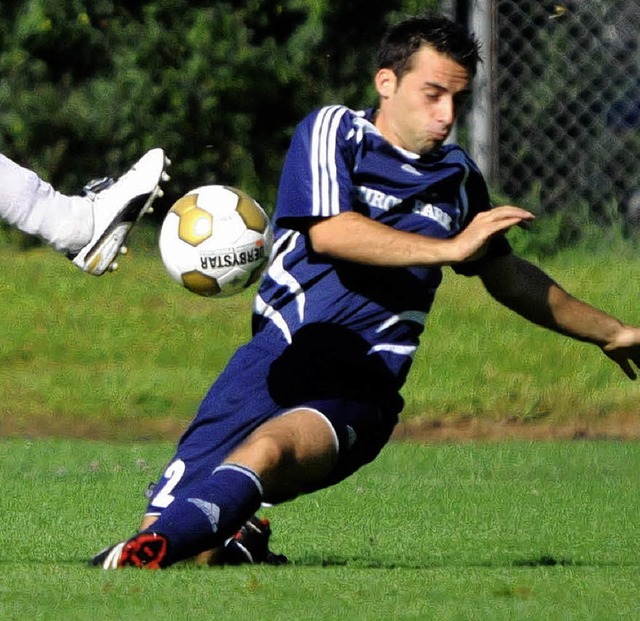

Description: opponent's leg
[69,148,169,275]
[0,153,92,252]
[0,149,169,274]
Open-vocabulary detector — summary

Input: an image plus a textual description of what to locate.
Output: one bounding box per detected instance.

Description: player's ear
[375,68,397,99]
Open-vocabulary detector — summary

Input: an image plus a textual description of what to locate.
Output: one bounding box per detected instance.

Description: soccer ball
[159,185,273,297]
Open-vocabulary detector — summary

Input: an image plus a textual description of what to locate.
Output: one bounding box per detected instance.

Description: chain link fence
[446,0,640,227]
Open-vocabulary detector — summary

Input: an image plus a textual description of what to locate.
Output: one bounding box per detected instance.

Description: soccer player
[92,14,640,569]
[0,148,169,274]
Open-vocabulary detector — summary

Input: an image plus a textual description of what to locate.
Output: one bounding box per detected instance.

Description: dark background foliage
[0,0,425,218]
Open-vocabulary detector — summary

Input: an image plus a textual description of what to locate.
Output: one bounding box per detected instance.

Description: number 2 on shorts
[152,459,186,508]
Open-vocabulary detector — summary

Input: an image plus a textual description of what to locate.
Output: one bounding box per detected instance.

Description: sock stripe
[213,463,264,498]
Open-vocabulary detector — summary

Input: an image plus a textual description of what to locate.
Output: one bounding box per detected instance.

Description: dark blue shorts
[146,331,403,513]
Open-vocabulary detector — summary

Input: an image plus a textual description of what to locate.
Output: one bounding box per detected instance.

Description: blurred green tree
[0,0,436,228]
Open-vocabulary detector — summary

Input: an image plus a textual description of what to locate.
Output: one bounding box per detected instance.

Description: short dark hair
[376,14,481,80]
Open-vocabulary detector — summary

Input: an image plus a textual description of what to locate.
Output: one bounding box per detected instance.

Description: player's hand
[601,325,640,380]
[453,205,535,263]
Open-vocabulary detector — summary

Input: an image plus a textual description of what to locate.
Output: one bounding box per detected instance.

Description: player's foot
[89,517,287,569]
[69,148,170,275]
[89,532,168,569]
[221,516,288,565]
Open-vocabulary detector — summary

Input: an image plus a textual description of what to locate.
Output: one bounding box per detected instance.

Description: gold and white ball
[159,185,273,297]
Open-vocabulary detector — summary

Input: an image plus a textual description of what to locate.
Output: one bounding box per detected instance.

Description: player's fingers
[488,205,535,221]
[487,216,532,236]
[472,208,534,233]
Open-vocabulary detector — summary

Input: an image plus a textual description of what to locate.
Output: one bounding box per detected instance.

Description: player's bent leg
[91,461,263,569]
[90,409,336,569]
[183,410,338,566]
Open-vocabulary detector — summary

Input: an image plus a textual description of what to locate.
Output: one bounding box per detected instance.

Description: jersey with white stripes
[252,105,510,389]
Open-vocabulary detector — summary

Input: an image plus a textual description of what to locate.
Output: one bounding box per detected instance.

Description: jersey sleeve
[451,159,513,276]
[274,106,356,231]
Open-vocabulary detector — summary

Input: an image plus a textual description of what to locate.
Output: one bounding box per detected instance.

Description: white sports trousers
[0,152,91,252]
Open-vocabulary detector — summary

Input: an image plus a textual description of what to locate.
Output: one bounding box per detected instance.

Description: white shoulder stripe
[310,106,348,217]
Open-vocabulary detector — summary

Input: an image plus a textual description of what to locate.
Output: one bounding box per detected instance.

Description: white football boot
[69,148,170,275]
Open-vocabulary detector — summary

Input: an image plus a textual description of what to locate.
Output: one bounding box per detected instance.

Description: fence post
[441,0,459,144]
[468,0,495,183]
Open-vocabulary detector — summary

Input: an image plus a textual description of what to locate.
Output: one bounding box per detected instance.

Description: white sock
[0,152,93,252]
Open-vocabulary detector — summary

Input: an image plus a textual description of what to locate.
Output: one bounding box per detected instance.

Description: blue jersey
[147,107,512,511]
[252,105,510,390]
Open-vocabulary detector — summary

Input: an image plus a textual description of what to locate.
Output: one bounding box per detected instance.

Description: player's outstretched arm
[478,253,640,379]
[308,206,534,268]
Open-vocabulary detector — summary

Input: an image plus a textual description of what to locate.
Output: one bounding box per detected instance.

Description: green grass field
[2,234,640,619]
[1,230,640,436]
[1,438,640,620]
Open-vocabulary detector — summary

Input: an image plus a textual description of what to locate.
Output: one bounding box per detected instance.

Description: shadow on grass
[286,554,640,570]
[3,554,640,570]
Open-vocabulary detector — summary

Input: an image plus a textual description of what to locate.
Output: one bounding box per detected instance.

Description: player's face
[374,45,471,155]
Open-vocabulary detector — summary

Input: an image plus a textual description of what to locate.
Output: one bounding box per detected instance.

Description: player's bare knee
[226,431,289,477]
[228,414,335,479]
[252,433,291,472]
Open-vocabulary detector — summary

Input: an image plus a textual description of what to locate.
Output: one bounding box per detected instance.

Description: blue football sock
[147,462,263,565]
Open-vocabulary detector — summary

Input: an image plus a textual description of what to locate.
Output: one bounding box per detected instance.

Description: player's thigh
[225,406,340,502]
